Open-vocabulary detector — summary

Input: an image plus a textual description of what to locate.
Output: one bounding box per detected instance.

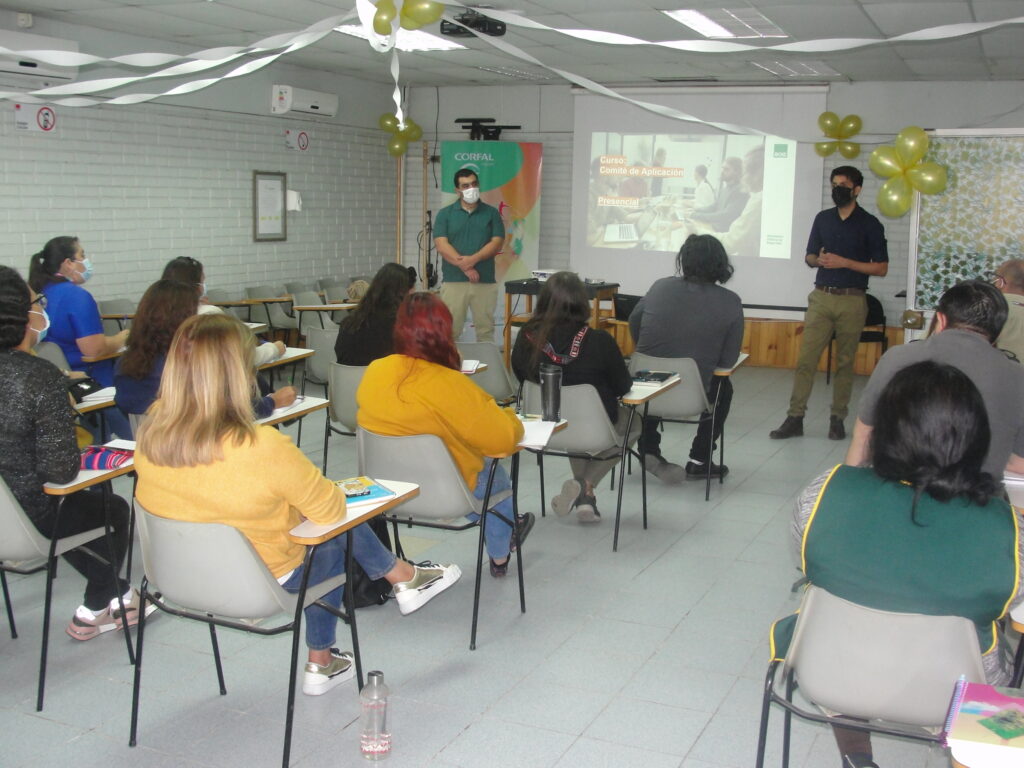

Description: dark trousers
[30,485,130,611]
[640,377,733,462]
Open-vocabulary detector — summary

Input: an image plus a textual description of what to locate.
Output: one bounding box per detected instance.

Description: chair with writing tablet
[284,281,314,295]
[357,428,524,650]
[520,381,642,548]
[294,325,335,448]
[755,585,986,768]
[322,363,367,475]
[293,290,331,332]
[128,502,356,768]
[629,353,724,501]
[246,285,297,344]
[99,298,136,334]
[205,289,247,321]
[456,341,517,405]
[0,477,113,711]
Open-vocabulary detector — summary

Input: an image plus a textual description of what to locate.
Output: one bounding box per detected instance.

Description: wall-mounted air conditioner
[271,85,338,117]
[0,30,78,85]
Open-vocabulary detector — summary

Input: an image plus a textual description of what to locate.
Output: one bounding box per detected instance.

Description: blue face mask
[29,309,50,343]
[78,257,94,283]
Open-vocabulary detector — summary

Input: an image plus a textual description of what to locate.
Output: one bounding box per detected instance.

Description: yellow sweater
[357,355,524,488]
[135,426,345,578]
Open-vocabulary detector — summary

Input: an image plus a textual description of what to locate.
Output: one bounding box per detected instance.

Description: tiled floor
[0,367,968,767]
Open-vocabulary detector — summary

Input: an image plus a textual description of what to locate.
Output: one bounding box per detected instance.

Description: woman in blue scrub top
[29,236,132,438]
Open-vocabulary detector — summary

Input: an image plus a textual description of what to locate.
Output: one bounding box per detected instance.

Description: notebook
[945,680,1024,767]
[337,477,397,508]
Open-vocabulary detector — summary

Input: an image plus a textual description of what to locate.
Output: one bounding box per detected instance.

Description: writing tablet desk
[256,396,328,428]
[292,303,357,330]
[101,312,135,331]
[503,280,619,367]
[289,479,419,687]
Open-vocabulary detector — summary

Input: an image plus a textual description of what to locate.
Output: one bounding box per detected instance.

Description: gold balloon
[895,126,929,168]
[838,114,862,139]
[814,141,837,157]
[373,0,397,36]
[838,141,860,159]
[906,162,947,195]
[868,145,904,178]
[399,14,423,30]
[403,0,444,25]
[378,113,399,133]
[387,135,408,157]
[400,120,423,142]
[818,111,841,139]
[877,175,914,218]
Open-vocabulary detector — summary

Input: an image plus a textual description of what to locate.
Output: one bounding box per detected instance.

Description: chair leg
[209,625,227,695]
[470,459,499,651]
[36,553,57,711]
[128,579,151,747]
[782,668,795,768]
[754,661,778,768]
[536,452,546,518]
[283,546,315,767]
[612,407,638,552]
[321,410,330,476]
[1011,631,1024,688]
[1,570,16,639]
[344,530,364,690]
[102,482,135,665]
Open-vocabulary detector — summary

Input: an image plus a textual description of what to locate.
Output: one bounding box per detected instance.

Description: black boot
[769,415,803,439]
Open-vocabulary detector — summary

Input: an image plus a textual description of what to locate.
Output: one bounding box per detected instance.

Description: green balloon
[378,113,399,133]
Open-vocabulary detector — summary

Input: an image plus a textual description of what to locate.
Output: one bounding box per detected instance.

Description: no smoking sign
[14,103,58,134]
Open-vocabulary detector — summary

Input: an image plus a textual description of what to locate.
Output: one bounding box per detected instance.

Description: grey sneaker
[393,561,461,616]
[575,493,601,524]
[643,453,686,485]
[303,648,354,696]
[550,479,582,517]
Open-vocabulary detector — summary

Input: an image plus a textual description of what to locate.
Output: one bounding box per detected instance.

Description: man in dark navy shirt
[770,165,888,441]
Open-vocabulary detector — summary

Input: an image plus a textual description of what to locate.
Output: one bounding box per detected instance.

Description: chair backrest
[284,281,312,294]
[1004,473,1024,508]
[206,290,247,320]
[245,286,275,325]
[128,412,147,435]
[628,353,710,420]
[865,293,886,327]
[456,342,516,402]
[317,277,344,291]
[135,501,294,619]
[0,477,50,562]
[304,326,337,386]
[787,586,986,727]
[521,381,619,453]
[292,289,323,307]
[35,341,71,371]
[99,298,136,334]
[357,429,478,520]
[322,285,348,304]
[328,363,367,430]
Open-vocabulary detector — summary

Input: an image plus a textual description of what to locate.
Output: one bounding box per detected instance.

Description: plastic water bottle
[360,670,391,760]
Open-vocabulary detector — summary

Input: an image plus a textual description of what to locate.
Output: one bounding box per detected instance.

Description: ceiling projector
[440,10,506,37]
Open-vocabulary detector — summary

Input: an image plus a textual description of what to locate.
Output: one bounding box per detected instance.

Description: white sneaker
[550,479,581,516]
[393,562,461,616]
[303,648,355,696]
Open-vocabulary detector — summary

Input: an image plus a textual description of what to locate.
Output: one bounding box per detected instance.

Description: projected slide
[587,132,796,260]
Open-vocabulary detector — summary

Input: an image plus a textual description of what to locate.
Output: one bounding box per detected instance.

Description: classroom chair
[322,363,366,475]
[457,341,517,405]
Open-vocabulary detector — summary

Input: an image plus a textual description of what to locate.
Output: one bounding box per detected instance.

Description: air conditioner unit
[271,85,338,117]
[0,30,78,85]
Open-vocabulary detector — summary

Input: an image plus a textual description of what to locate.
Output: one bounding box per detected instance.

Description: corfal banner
[440,140,542,283]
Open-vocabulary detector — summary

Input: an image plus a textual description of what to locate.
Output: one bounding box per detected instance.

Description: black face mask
[831,185,855,207]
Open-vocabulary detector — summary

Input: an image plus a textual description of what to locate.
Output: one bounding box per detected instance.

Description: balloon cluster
[372,0,445,35]
[868,126,947,218]
[378,112,423,157]
[814,112,862,159]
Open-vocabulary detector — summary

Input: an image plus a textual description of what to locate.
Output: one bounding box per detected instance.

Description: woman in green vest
[769,360,1023,768]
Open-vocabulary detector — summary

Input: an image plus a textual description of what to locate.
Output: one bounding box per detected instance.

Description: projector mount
[455,117,521,141]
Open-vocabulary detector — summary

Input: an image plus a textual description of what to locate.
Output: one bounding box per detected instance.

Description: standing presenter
[769,165,888,442]
[435,169,505,342]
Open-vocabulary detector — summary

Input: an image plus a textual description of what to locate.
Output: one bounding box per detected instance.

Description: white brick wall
[2,102,398,302]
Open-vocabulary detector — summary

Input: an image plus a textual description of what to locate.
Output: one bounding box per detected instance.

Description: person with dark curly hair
[334,262,414,365]
[0,264,138,641]
[629,234,743,483]
[769,361,1024,768]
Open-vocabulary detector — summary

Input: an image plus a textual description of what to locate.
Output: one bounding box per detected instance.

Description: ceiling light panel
[662,8,787,39]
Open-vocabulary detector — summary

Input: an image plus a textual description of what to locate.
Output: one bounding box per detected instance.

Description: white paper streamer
[483,9,1024,55]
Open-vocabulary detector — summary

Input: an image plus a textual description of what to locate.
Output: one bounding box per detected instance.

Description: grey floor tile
[584,695,711,756]
[440,716,577,767]
[554,736,684,768]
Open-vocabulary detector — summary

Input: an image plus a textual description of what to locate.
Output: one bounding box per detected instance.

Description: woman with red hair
[357,292,533,576]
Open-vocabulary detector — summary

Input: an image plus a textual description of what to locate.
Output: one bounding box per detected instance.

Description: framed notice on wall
[253,170,287,241]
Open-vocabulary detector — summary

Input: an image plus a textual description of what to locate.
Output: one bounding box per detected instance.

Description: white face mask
[461,186,480,204]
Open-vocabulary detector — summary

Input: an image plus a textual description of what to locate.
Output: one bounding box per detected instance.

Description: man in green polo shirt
[434,169,505,342]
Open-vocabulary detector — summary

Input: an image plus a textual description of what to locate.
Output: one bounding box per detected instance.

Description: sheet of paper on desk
[105,439,136,451]
[519,420,557,449]
[461,359,480,373]
[81,386,116,401]
[270,397,306,417]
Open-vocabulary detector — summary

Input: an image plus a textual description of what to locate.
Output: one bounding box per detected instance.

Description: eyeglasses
[32,295,48,310]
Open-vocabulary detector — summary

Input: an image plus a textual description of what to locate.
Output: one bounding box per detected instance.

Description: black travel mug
[539,363,562,422]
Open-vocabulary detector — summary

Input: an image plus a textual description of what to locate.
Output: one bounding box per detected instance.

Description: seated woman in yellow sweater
[134,313,460,697]
[357,292,533,577]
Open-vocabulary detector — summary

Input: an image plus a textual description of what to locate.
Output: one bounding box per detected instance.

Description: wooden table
[502,279,619,367]
[292,303,356,330]
[256,396,328,428]
[289,479,419,688]
[101,312,135,330]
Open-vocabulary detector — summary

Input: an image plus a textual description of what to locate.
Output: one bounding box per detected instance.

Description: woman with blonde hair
[135,313,460,696]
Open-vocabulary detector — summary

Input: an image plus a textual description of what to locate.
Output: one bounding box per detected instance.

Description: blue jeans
[467,463,514,560]
[280,523,397,651]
